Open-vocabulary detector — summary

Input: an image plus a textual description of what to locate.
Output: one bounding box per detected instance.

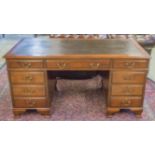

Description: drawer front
[10,71,45,84]
[12,85,46,97]
[111,85,144,96]
[113,60,148,69]
[46,60,111,70]
[112,71,146,84]
[14,98,49,108]
[8,60,44,69]
[110,97,142,107]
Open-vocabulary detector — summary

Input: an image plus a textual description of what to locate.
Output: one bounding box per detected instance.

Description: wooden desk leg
[37,109,50,115]
[13,109,26,116]
[107,107,143,118]
[132,108,143,118]
[106,107,120,117]
[13,108,51,116]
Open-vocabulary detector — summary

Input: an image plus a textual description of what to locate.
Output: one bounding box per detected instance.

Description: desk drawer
[110,97,142,107]
[111,85,144,96]
[8,60,44,69]
[113,60,148,69]
[112,71,146,84]
[12,85,46,97]
[10,71,45,84]
[14,98,48,108]
[46,60,111,70]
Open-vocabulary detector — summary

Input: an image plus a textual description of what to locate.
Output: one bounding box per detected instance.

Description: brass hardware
[122,99,131,106]
[23,62,32,68]
[90,63,100,68]
[27,100,36,107]
[124,62,135,68]
[57,62,66,69]
[23,88,35,94]
[123,87,132,94]
[25,75,33,81]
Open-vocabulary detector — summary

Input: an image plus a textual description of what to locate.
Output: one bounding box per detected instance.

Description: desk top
[5,38,149,59]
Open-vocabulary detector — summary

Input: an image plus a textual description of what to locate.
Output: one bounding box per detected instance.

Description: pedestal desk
[4,38,150,117]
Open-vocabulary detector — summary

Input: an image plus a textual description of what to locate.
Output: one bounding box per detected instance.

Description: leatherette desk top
[5,38,149,59]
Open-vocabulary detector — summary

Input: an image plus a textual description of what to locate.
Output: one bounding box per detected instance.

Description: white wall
[148,48,155,81]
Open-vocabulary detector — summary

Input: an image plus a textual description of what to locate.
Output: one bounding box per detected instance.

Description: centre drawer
[112,71,146,84]
[46,59,111,70]
[111,85,144,96]
[110,96,142,107]
[12,85,46,97]
[10,71,45,84]
[14,97,49,108]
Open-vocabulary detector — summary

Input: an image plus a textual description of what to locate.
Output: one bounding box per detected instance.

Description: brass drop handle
[27,100,36,107]
[90,63,100,68]
[124,62,135,68]
[122,99,131,106]
[57,62,66,69]
[23,88,35,94]
[23,62,32,68]
[25,75,33,81]
[124,87,132,94]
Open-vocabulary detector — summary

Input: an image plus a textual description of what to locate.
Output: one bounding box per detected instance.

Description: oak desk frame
[4,38,150,117]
